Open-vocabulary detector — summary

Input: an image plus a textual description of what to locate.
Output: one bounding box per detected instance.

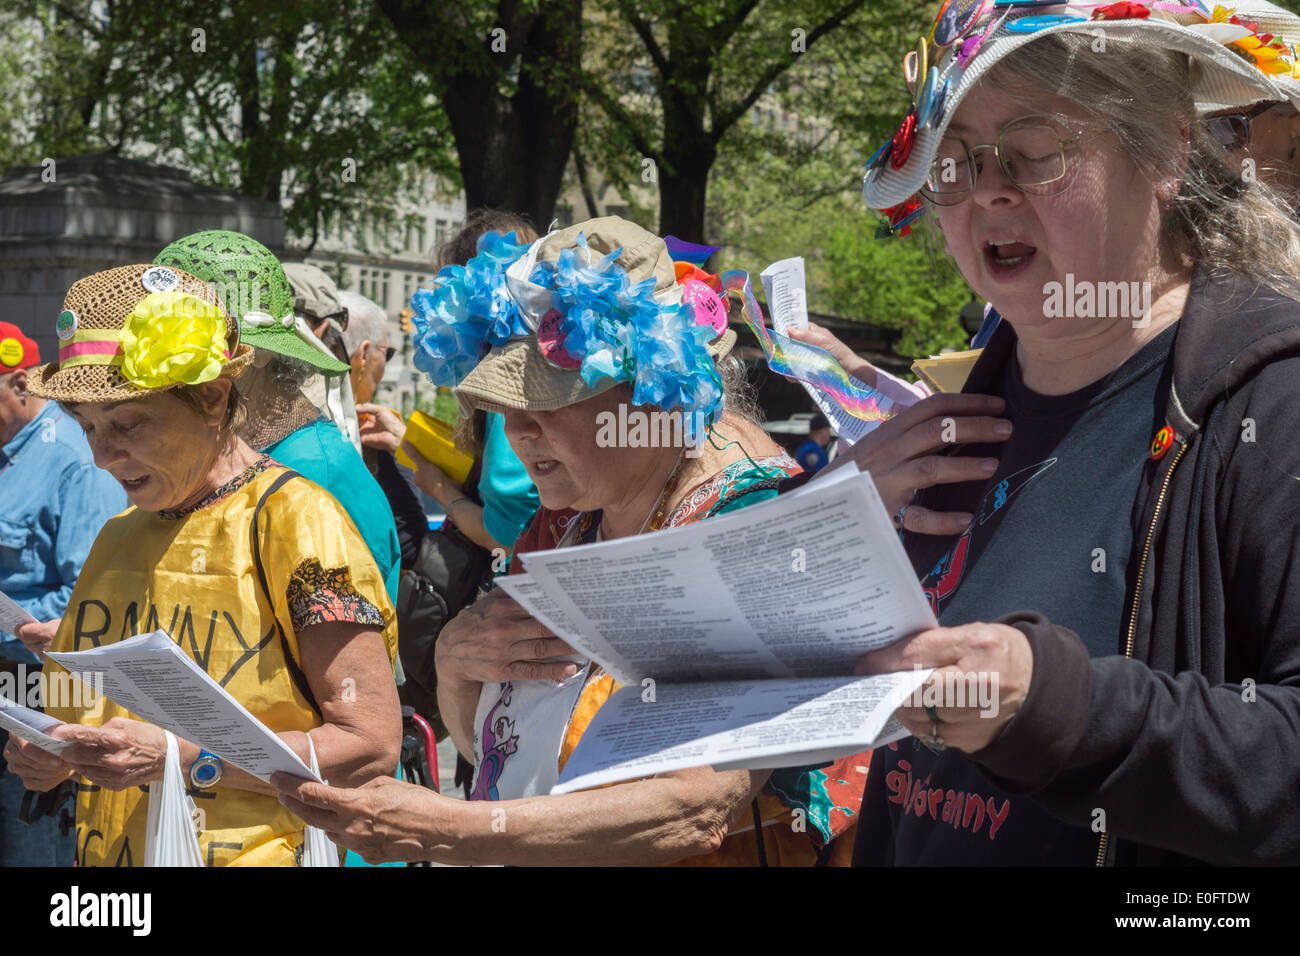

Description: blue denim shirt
[0,402,126,663]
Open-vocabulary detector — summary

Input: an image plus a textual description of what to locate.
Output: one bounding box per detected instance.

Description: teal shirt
[263,417,401,607]
[480,413,540,552]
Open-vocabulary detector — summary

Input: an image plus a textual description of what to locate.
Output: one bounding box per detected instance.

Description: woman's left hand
[272,773,445,864]
[855,621,1034,753]
[54,717,167,791]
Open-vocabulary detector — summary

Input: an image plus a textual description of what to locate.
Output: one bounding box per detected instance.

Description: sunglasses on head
[1205,101,1280,151]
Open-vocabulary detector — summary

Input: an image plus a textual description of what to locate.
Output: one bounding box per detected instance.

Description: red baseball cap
[0,322,39,371]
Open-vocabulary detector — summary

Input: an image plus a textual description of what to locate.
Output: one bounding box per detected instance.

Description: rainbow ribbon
[718,270,896,427]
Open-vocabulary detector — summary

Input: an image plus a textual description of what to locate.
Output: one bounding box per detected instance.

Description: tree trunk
[652,23,717,243]
[379,0,581,229]
[655,143,713,243]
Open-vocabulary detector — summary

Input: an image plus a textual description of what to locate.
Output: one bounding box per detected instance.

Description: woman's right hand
[2,732,75,792]
[434,588,580,685]
[842,392,1013,536]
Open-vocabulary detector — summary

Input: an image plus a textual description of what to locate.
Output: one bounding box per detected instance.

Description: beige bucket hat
[27,264,251,405]
[451,217,736,415]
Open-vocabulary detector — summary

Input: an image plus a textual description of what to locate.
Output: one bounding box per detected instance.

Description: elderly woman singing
[273,217,1010,865]
[5,264,400,866]
[852,2,1300,866]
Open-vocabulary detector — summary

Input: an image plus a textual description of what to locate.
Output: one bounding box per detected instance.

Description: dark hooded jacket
[853,266,1300,866]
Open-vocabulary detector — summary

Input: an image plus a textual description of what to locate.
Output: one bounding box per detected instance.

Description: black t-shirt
[864,324,1176,865]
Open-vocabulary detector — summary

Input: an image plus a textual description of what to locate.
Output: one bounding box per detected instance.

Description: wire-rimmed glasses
[921,114,1091,206]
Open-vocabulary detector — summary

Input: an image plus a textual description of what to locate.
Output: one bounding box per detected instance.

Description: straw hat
[1231,1,1300,107]
[27,264,252,405]
[863,2,1290,210]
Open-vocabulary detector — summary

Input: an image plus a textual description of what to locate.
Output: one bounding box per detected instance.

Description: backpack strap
[250,470,321,716]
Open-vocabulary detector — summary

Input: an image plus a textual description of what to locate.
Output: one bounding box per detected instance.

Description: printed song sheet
[551,672,927,793]
[0,697,71,755]
[46,630,320,782]
[498,469,938,792]
[516,468,936,687]
[0,589,37,638]
[760,256,873,445]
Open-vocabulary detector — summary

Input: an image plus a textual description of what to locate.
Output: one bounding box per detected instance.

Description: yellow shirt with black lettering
[45,458,397,867]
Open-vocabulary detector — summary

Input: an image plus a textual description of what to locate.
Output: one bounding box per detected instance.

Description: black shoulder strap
[713,475,786,514]
[250,470,321,716]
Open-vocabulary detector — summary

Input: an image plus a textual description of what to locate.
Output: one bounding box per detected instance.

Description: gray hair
[338,290,389,358]
[987,33,1300,298]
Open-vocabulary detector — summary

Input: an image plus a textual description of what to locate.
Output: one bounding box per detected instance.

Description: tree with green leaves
[701,0,974,356]
[2,0,457,250]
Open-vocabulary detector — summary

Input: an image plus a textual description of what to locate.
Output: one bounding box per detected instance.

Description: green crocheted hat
[154,230,349,374]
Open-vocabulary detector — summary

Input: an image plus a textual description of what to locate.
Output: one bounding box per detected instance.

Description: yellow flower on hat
[1232,34,1294,74]
[120,291,229,389]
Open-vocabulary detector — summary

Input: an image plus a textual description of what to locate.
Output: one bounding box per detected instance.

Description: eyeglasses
[921,114,1090,206]
[384,346,397,361]
[1204,102,1280,152]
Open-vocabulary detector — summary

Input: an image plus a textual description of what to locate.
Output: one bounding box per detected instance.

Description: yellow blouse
[46,459,397,867]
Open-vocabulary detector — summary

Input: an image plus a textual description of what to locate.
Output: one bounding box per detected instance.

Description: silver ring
[892,504,908,529]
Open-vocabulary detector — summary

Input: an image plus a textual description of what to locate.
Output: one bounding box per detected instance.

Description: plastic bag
[143,729,204,867]
[300,732,341,867]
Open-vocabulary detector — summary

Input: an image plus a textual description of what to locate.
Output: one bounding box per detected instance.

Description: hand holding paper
[46,630,320,784]
[495,468,944,792]
[0,696,72,756]
[0,589,37,638]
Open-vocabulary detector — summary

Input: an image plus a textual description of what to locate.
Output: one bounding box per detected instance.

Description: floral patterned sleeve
[286,557,385,633]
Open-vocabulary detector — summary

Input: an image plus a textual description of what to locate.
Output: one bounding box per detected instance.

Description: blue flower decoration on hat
[533,235,722,440]
[408,230,532,385]
[408,228,724,443]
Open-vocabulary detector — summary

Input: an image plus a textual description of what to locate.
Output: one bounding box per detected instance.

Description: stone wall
[0,154,283,361]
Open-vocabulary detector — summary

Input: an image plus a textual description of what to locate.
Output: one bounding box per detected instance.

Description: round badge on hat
[0,337,22,367]
[536,309,581,370]
[934,0,993,48]
[140,265,180,294]
[682,280,728,335]
[56,308,78,341]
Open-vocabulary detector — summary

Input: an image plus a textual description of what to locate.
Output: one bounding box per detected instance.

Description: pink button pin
[682,280,728,334]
